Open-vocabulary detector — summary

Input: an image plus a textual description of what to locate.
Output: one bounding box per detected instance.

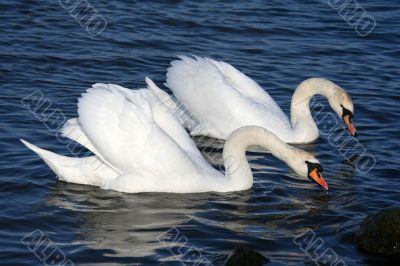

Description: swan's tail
[20,139,118,187]
[21,139,67,175]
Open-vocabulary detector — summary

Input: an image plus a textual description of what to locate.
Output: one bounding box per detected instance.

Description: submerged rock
[224,245,269,266]
[356,207,400,255]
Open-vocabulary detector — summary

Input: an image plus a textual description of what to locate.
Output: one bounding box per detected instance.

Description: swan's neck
[223,126,294,191]
[290,78,339,143]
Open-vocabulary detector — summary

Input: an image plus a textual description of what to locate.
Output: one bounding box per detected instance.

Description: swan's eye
[305,161,323,173]
[341,104,353,121]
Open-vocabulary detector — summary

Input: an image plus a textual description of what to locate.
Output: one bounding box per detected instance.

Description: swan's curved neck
[223,126,295,191]
[290,78,339,143]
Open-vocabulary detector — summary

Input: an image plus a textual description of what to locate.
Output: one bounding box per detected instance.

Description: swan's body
[158,56,357,143]
[22,81,327,193]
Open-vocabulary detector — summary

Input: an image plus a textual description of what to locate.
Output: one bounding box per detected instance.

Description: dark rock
[224,245,269,266]
[356,207,400,255]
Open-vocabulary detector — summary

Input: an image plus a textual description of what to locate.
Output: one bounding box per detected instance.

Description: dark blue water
[1,0,399,265]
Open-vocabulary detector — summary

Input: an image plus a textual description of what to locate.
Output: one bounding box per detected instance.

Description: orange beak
[309,169,329,191]
[343,115,357,137]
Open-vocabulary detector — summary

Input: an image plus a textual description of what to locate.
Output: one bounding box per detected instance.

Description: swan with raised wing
[21,80,328,193]
[151,56,357,143]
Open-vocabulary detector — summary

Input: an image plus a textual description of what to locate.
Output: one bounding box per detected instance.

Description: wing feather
[166,56,291,139]
[77,84,200,178]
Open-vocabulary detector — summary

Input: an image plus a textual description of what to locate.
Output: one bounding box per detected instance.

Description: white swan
[153,56,357,143]
[21,80,328,193]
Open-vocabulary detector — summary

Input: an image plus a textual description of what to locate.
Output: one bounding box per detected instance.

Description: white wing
[60,118,99,155]
[145,78,215,171]
[207,58,282,109]
[146,77,198,132]
[59,117,122,174]
[77,83,204,179]
[166,56,291,139]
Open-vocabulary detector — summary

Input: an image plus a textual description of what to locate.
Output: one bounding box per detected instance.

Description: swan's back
[77,84,205,182]
[23,83,223,193]
[166,56,291,139]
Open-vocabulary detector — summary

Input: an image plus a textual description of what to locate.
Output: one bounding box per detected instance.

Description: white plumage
[165,56,355,143]
[22,80,326,193]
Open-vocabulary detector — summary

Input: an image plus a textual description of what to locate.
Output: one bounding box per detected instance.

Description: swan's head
[287,150,328,190]
[330,89,357,137]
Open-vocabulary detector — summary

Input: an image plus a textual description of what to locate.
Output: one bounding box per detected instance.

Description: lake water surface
[1,0,399,265]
